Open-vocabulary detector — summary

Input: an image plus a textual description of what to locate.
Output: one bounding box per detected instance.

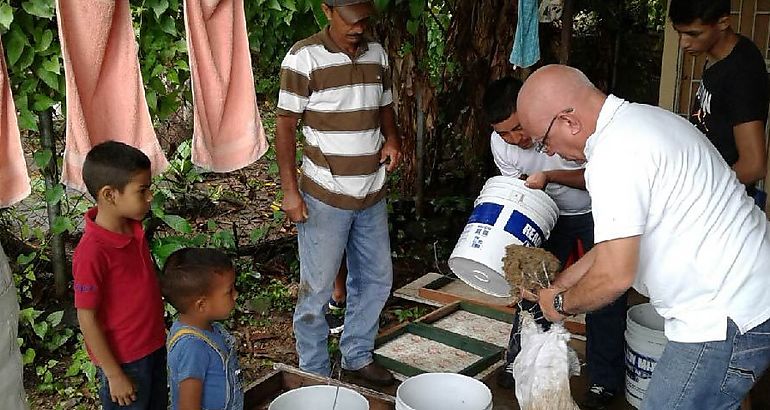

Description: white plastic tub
[395,373,492,410]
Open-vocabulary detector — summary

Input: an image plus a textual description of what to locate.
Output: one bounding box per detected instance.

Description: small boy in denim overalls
[161,248,243,410]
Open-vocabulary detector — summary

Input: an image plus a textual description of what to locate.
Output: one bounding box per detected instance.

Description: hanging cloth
[510,0,541,69]
[0,41,30,207]
[184,0,267,172]
[55,0,168,192]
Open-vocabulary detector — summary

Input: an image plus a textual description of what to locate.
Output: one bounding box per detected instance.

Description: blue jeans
[294,193,393,376]
[506,212,628,391]
[97,347,168,410]
[642,318,770,410]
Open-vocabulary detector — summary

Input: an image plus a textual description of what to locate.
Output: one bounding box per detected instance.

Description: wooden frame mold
[373,321,504,378]
[243,363,396,410]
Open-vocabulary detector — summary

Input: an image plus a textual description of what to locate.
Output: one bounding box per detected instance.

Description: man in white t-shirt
[483,77,627,408]
[517,64,770,409]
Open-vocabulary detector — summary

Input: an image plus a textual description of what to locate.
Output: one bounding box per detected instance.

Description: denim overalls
[168,323,243,410]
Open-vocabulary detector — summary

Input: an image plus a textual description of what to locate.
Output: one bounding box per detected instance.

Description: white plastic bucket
[624,303,668,409]
[449,176,559,297]
[395,373,493,410]
[268,385,369,410]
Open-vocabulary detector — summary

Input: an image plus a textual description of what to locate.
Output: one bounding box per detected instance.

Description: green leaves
[34,28,52,51]
[161,214,193,233]
[373,0,391,12]
[268,0,283,11]
[21,0,55,19]
[33,93,55,111]
[44,184,65,205]
[150,0,169,19]
[0,4,14,31]
[51,215,75,235]
[6,25,28,66]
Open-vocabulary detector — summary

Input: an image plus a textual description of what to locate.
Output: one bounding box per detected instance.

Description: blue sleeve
[168,337,211,384]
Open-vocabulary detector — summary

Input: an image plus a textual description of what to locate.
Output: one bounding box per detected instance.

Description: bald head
[516,65,607,161]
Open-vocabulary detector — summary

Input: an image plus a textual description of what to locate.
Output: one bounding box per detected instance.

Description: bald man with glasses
[482,76,627,408]
[517,64,770,409]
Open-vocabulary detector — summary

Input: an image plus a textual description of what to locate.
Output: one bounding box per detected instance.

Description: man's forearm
[275,115,301,195]
[561,238,638,314]
[380,105,399,142]
[732,156,767,185]
[552,246,596,289]
[732,120,767,184]
[562,266,631,314]
[543,169,586,190]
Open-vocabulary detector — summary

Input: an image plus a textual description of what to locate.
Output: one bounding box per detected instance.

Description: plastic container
[449,176,559,297]
[395,373,493,410]
[624,303,668,409]
[268,385,369,410]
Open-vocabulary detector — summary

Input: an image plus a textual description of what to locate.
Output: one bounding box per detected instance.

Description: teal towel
[510,0,540,68]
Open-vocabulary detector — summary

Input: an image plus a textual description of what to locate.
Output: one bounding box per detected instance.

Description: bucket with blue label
[448,176,559,297]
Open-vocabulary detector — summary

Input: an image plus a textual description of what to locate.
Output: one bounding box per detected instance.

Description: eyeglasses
[534,107,574,153]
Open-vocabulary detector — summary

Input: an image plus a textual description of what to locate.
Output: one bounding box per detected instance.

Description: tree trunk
[38,109,68,298]
[444,0,517,190]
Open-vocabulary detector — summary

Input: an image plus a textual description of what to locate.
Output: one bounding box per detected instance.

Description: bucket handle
[472,270,491,283]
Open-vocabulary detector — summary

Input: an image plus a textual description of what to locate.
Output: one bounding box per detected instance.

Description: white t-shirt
[490,131,591,215]
[585,94,770,343]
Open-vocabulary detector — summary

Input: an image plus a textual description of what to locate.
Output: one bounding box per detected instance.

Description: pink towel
[0,41,30,207]
[184,0,267,172]
[56,0,168,191]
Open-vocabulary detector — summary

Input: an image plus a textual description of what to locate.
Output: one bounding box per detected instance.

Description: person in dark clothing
[670,0,769,200]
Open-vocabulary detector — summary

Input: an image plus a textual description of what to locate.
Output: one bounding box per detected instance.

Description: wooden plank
[741,0,756,37]
[414,301,462,323]
[243,369,283,409]
[392,272,446,307]
[418,275,515,314]
[409,322,502,357]
[658,0,682,111]
[564,321,586,336]
[460,301,515,323]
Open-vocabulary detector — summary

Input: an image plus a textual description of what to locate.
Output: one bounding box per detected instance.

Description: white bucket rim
[268,385,369,410]
[447,257,512,297]
[627,303,666,335]
[478,177,559,221]
[396,372,492,410]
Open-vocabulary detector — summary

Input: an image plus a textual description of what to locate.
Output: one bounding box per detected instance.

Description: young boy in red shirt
[73,141,167,409]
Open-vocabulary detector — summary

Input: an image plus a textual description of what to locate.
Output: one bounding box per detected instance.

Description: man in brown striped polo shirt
[275,0,400,385]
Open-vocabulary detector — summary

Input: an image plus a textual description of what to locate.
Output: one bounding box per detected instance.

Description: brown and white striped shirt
[277,28,393,210]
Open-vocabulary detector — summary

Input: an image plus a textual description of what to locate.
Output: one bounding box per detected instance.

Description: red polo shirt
[73,207,166,364]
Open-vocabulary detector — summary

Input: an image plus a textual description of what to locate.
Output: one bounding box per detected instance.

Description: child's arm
[77,309,136,406]
[177,378,203,410]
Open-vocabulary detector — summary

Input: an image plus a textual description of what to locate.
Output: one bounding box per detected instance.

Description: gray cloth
[0,243,28,410]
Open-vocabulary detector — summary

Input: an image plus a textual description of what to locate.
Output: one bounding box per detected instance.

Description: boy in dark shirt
[73,141,167,409]
[670,0,769,195]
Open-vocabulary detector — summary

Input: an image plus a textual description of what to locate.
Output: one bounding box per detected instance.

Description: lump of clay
[503,244,561,300]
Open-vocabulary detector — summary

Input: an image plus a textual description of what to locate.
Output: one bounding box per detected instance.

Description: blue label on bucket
[625,345,657,382]
[467,202,503,226]
[504,210,545,247]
